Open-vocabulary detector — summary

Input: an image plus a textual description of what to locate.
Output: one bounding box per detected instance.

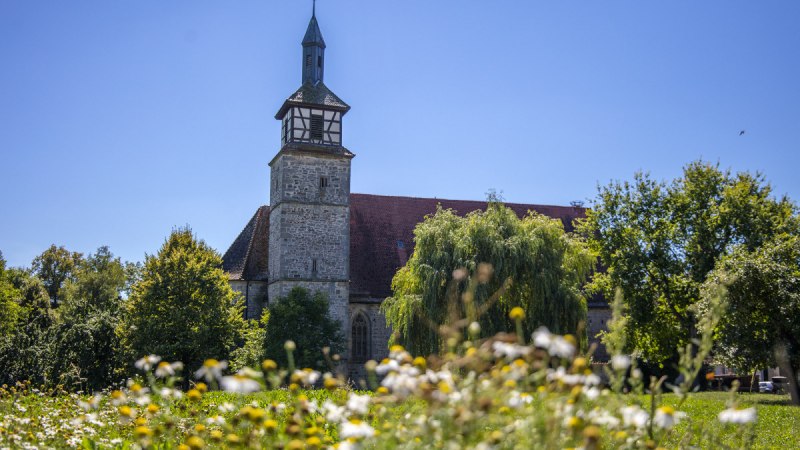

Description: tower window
[351,314,369,363]
[305,54,312,67]
[317,56,323,68]
[310,114,324,140]
[319,176,329,188]
[311,258,318,276]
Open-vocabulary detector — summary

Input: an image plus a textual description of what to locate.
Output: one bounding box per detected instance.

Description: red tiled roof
[222,206,270,281]
[348,194,585,299]
[222,194,585,298]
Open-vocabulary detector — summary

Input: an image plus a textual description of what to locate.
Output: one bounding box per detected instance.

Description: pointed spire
[302,4,325,84]
[302,14,326,48]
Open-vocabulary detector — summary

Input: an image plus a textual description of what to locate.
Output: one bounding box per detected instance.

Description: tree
[229,312,270,373]
[700,236,800,404]
[579,161,798,362]
[0,267,54,386]
[120,228,245,375]
[263,287,344,372]
[46,246,128,390]
[0,252,23,337]
[382,201,595,356]
[31,245,83,306]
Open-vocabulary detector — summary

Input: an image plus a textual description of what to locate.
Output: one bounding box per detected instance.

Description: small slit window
[305,54,312,67]
[319,176,329,188]
[317,56,323,68]
[310,114,324,140]
[311,258,318,276]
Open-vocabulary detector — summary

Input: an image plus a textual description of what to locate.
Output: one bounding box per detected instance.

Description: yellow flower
[509,307,525,320]
[187,389,202,402]
[147,404,159,414]
[262,359,277,371]
[287,439,304,450]
[194,424,206,433]
[264,419,278,432]
[209,430,223,441]
[583,425,601,440]
[135,417,147,427]
[324,377,339,390]
[195,382,208,393]
[413,356,427,369]
[186,436,205,450]
[226,434,241,444]
[306,436,322,447]
[134,426,153,438]
[118,406,134,417]
[566,416,582,429]
[178,445,190,450]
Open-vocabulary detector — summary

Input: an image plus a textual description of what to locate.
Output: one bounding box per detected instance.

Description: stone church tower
[268,10,353,351]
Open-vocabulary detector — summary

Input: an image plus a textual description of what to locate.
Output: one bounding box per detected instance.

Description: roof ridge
[349,193,584,211]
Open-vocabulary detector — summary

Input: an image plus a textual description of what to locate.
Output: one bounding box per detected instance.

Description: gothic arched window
[351,313,369,363]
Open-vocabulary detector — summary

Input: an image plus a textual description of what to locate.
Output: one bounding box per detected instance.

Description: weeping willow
[381,202,595,356]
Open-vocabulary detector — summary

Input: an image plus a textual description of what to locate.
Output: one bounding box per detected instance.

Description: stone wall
[270,153,350,207]
[587,307,612,361]
[267,203,349,281]
[230,280,268,320]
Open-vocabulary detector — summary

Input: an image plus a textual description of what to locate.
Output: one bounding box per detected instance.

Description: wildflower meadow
[2,299,798,450]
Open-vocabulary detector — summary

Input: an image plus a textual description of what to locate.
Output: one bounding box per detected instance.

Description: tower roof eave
[274,81,350,119]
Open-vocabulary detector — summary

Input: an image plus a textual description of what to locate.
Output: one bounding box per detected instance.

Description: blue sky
[1,1,799,268]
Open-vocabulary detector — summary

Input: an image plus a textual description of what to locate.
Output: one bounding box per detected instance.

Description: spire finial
[312,0,316,17]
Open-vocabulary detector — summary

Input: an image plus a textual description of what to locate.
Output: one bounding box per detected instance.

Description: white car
[758,381,774,393]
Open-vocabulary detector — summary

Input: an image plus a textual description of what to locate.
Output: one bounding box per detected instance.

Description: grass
[1,388,797,448]
[651,392,800,449]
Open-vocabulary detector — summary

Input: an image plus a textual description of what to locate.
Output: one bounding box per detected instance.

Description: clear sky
[1,1,799,268]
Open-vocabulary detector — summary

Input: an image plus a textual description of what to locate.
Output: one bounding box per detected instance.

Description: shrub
[263,287,344,372]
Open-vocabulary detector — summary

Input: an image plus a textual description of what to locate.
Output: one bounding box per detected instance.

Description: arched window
[351,313,369,363]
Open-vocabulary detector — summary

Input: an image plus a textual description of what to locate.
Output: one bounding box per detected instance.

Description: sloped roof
[302,15,326,48]
[222,206,270,281]
[348,194,585,299]
[223,194,585,299]
[275,82,350,119]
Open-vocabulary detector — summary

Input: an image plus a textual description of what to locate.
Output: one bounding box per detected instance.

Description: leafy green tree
[383,201,594,356]
[32,245,83,306]
[0,252,23,337]
[120,228,245,374]
[46,247,128,390]
[700,236,800,404]
[229,312,270,372]
[579,161,797,362]
[0,268,54,386]
[263,288,344,371]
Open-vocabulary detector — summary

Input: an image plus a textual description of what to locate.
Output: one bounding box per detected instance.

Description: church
[222,10,611,374]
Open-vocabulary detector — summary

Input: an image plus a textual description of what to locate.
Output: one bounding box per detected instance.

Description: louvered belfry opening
[310,114,324,141]
[351,313,369,363]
